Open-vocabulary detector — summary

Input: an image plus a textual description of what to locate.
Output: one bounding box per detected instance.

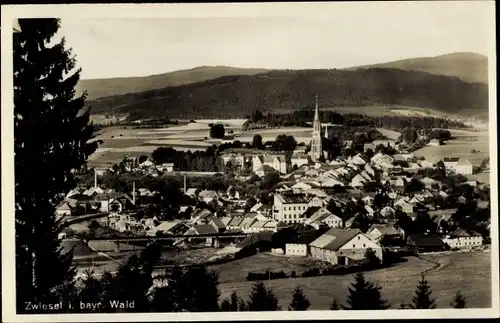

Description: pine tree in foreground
[451,291,467,308]
[409,274,436,309]
[288,286,311,311]
[14,18,99,312]
[330,298,340,310]
[247,281,281,311]
[220,291,247,312]
[342,272,390,310]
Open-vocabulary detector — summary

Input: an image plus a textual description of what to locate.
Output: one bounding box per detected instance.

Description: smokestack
[184,174,187,193]
[94,168,97,188]
[132,181,136,206]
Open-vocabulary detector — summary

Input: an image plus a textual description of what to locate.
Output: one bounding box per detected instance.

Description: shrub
[301,267,320,277]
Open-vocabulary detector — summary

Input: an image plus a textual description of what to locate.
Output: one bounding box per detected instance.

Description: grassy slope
[77,66,270,100]
[345,52,488,84]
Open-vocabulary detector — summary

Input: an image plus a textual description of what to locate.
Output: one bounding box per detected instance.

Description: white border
[1,2,499,322]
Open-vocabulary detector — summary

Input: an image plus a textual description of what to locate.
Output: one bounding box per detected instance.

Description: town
[59,97,491,294]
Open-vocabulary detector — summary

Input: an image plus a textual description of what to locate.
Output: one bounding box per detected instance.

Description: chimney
[94,168,97,188]
[132,181,136,206]
[184,174,187,193]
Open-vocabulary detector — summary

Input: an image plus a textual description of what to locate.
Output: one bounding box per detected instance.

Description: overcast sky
[54,2,493,80]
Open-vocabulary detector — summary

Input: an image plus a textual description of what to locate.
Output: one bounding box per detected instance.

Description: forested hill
[345,52,488,84]
[76,66,270,100]
[87,68,488,120]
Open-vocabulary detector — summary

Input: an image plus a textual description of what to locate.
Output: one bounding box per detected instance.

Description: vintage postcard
[1,1,498,322]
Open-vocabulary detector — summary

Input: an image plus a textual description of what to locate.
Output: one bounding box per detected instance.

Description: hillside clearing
[217,250,491,310]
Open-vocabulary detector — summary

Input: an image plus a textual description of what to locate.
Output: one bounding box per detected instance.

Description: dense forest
[257,110,467,130]
[86,68,488,120]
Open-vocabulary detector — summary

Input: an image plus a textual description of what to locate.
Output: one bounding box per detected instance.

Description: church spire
[311,95,323,162]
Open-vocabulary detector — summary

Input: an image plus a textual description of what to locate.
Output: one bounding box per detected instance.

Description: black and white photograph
[1,1,498,321]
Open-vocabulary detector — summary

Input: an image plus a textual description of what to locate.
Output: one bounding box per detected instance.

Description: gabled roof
[448,229,481,238]
[456,159,473,166]
[228,216,244,227]
[407,233,444,247]
[189,224,218,235]
[368,224,400,236]
[154,219,182,233]
[210,217,226,229]
[310,228,363,251]
[276,193,310,204]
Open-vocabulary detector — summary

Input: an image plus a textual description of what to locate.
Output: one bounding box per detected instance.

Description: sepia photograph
[1,1,498,322]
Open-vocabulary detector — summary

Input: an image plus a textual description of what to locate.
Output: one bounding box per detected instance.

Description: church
[310,95,328,162]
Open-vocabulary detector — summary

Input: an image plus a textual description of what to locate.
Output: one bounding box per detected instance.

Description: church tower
[311,95,323,161]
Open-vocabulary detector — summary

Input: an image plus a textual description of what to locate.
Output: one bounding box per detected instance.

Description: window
[363,244,366,248]
[353,244,356,248]
[358,236,361,240]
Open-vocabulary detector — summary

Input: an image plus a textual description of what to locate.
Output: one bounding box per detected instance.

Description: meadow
[215,250,492,310]
[413,129,489,166]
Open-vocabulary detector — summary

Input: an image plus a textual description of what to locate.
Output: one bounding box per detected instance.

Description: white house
[55,202,72,217]
[198,190,218,203]
[304,207,343,229]
[273,193,310,224]
[309,228,383,265]
[442,229,483,249]
[285,243,308,256]
[454,159,474,175]
[254,165,277,177]
[366,224,402,242]
[221,153,245,170]
[350,174,367,188]
[291,154,310,168]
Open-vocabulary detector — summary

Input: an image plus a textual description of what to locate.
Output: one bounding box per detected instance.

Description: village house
[254,164,277,177]
[55,201,73,217]
[366,224,403,243]
[442,229,483,249]
[156,163,174,173]
[273,193,311,224]
[221,135,235,144]
[189,208,214,225]
[427,138,442,146]
[291,154,310,169]
[96,192,134,213]
[309,228,383,265]
[394,198,415,214]
[184,223,219,247]
[253,154,290,174]
[303,207,343,229]
[220,153,245,170]
[363,143,377,152]
[443,157,474,175]
[350,174,368,188]
[372,139,397,148]
[406,233,446,253]
[198,190,218,204]
[285,234,320,257]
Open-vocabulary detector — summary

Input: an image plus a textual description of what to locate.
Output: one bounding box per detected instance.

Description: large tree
[288,286,311,311]
[247,281,281,311]
[409,274,436,309]
[343,272,390,310]
[14,18,99,312]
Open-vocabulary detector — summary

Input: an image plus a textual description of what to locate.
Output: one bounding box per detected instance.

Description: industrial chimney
[183,174,187,194]
[94,168,97,189]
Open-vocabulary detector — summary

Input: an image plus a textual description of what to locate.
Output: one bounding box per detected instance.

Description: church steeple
[311,95,323,162]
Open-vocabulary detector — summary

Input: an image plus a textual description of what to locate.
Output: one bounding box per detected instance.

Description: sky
[53,2,493,80]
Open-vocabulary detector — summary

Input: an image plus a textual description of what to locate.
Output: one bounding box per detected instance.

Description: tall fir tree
[450,290,467,309]
[409,274,436,309]
[247,281,281,311]
[220,291,247,312]
[13,18,98,312]
[343,272,390,310]
[288,286,311,311]
[330,298,340,310]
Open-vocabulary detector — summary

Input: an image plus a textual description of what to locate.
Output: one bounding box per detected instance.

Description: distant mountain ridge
[76,66,271,100]
[87,68,488,120]
[77,52,487,101]
[345,52,488,84]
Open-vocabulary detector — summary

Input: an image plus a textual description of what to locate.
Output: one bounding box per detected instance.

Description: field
[213,251,491,310]
[413,129,490,166]
[214,250,492,310]
[88,119,247,167]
